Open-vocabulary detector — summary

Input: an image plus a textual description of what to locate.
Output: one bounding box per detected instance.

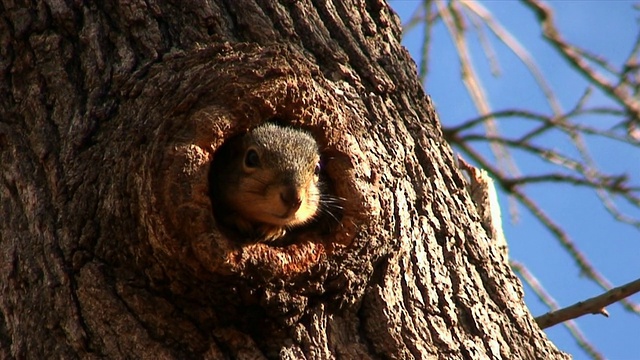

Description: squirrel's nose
[280,187,302,210]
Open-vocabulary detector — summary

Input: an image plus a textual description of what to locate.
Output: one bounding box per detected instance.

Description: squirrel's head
[227,123,321,229]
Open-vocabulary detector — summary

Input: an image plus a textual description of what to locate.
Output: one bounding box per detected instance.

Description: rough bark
[0,0,567,359]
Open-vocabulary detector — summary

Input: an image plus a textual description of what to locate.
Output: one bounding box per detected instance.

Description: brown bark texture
[0,0,568,359]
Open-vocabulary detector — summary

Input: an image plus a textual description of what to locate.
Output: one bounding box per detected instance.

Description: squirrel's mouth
[264,212,304,226]
[259,205,317,226]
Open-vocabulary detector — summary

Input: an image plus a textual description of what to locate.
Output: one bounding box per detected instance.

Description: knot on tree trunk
[114,43,373,284]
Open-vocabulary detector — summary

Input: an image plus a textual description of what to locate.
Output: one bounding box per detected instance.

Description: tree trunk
[0,1,567,359]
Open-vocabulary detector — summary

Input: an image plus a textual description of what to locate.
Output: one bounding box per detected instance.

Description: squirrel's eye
[244,149,260,168]
[314,162,321,175]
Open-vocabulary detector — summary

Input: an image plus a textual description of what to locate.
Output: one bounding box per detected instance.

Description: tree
[0,1,568,358]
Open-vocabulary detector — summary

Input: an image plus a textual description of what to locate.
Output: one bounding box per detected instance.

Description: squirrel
[210,123,323,242]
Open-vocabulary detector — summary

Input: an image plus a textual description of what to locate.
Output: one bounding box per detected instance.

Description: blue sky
[389,1,640,359]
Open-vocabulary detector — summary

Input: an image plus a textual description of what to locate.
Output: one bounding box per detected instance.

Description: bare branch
[504,174,638,193]
[535,277,640,329]
[454,139,640,315]
[445,108,634,145]
[461,0,563,115]
[619,30,640,91]
[522,0,640,121]
[466,8,501,77]
[419,0,436,83]
[400,2,640,355]
[438,0,520,177]
[512,261,604,360]
[510,187,640,315]
[402,1,428,33]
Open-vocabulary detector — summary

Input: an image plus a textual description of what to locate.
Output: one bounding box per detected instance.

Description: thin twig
[511,261,604,360]
[419,0,436,83]
[522,0,640,121]
[510,187,640,315]
[402,1,427,33]
[466,7,501,76]
[536,277,640,329]
[445,108,631,145]
[438,0,520,178]
[462,0,563,115]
